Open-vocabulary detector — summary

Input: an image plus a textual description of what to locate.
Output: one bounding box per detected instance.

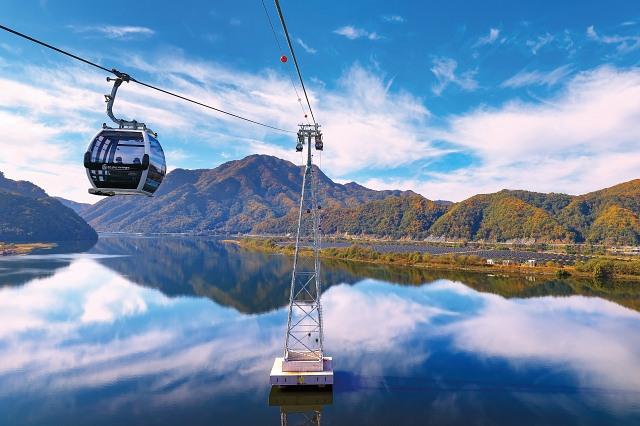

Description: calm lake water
[1,235,639,425]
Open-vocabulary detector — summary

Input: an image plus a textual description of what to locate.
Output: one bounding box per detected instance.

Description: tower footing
[270,357,334,386]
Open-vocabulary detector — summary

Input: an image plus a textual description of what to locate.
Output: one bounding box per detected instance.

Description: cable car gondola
[296,132,304,152]
[84,72,166,197]
[314,133,323,151]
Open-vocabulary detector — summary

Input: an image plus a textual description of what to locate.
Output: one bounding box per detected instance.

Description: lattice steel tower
[284,123,324,364]
[270,123,332,386]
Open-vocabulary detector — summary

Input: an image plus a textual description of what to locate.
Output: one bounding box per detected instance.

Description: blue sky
[1,0,640,203]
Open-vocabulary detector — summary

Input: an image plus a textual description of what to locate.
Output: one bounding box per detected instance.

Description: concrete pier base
[270,357,334,386]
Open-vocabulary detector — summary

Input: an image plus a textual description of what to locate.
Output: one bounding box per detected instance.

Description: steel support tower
[270,124,333,386]
[285,124,324,363]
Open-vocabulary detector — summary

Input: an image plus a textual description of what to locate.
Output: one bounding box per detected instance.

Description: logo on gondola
[102,164,130,171]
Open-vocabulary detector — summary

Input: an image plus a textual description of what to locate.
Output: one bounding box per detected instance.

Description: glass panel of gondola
[142,135,166,195]
[87,131,145,189]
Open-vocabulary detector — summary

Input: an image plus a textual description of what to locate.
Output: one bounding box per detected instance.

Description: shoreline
[229,239,640,282]
[0,243,56,256]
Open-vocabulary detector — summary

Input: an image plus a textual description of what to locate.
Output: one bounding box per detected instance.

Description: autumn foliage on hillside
[79,154,640,245]
[260,181,640,244]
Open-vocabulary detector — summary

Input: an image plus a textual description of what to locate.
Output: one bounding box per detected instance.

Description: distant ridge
[81,155,417,234]
[78,155,640,244]
[0,171,48,198]
[311,182,640,244]
[0,172,97,243]
[54,197,91,214]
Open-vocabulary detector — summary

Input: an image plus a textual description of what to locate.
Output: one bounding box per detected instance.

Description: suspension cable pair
[0,24,295,134]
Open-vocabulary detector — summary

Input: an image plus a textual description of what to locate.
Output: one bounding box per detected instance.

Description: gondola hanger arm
[104,69,155,136]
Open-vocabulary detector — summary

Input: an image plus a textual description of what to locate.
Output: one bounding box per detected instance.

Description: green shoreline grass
[228,238,640,281]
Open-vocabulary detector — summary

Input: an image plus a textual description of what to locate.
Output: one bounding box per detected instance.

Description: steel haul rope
[273,0,316,125]
[260,0,310,125]
[0,24,295,134]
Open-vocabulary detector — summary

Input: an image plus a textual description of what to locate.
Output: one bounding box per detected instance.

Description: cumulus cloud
[501,64,574,88]
[430,56,479,96]
[423,65,640,200]
[2,46,640,205]
[334,26,380,40]
[314,63,438,174]
[472,28,500,47]
[296,38,317,54]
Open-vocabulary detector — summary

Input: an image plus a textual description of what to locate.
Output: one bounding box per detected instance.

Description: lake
[0,235,639,425]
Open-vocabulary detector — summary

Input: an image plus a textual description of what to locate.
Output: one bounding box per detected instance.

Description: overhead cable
[261,0,310,125]
[273,0,316,124]
[0,24,295,134]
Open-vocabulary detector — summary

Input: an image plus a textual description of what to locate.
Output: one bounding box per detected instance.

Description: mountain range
[80,154,416,234]
[79,154,640,245]
[0,172,97,243]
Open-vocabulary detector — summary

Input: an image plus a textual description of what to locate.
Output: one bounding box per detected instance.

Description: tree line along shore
[236,237,640,281]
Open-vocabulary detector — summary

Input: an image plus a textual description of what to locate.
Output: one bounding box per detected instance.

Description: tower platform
[270,357,334,387]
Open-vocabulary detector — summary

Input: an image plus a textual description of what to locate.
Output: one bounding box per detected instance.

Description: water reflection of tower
[269,386,333,426]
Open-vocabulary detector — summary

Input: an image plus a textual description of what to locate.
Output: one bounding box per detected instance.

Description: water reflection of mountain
[89,236,640,314]
[0,240,97,288]
[90,236,365,313]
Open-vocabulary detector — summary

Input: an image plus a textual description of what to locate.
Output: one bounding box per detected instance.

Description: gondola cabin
[84,128,166,197]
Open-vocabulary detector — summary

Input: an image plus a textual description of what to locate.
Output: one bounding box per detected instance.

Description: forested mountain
[0,171,48,198]
[0,172,97,243]
[77,154,640,245]
[249,179,640,244]
[429,191,575,242]
[53,197,91,214]
[306,182,640,244]
[253,195,449,239]
[81,155,416,233]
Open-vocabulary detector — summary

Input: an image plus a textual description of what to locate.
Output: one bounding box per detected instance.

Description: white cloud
[1,43,22,55]
[501,64,574,88]
[0,56,308,202]
[3,46,640,205]
[526,32,554,54]
[70,25,155,40]
[587,25,640,54]
[382,15,404,23]
[229,18,241,26]
[472,28,500,47]
[430,57,479,96]
[419,65,640,200]
[296,38,316,54]
[314,64,438,174]
[334,26,381,40]
[310,76,326,87]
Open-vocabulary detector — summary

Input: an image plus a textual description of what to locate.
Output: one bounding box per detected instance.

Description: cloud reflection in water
[0,255,639,424]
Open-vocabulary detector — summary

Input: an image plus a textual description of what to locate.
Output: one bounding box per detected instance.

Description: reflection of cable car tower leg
[269,385,331,426]
[270,123,333,387]
[281,410,321,426]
